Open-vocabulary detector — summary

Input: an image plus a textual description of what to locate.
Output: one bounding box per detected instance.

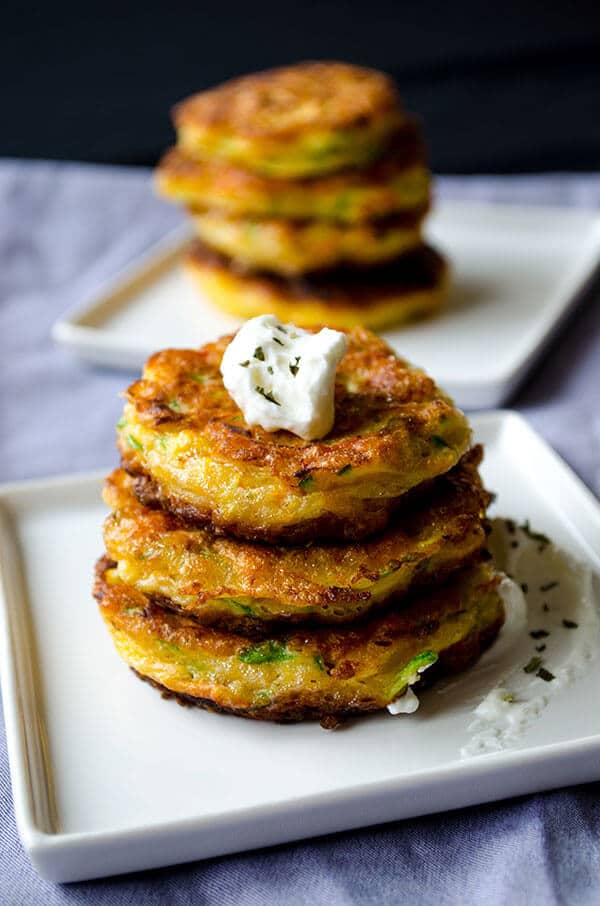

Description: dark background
[4,0,600,173]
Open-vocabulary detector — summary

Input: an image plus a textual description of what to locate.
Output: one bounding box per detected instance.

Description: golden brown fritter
[174,62,404,178]
[188,208,425,276]
[155,129,429,223]
[103,446,490,633]
[184,241,449,330]
[117,327,470,543]
[95,559,504,725]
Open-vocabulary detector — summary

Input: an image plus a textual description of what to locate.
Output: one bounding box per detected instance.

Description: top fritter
[173,62,404,179]
[118,326,470,544]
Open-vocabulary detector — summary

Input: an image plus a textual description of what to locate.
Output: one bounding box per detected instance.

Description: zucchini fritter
[103,447,489,633]
[174,62,404,178]
[184,241,449,330]
[156,139,430,224]
[95,559,504,725]
[189,209,425,276]
[118,327,470,543]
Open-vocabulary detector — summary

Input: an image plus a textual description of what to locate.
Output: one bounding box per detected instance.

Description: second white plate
[52,200,600,408]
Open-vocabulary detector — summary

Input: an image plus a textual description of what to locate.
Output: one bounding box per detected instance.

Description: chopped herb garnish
[536,644,547,652]
[540,581,559,592]
[431,435,451,449]
[273,336,284,346]
[169,399,181,411]
[314,653,325,672]
[239,360,250,368]
[255,386,280,405]
[562,619,578,629]
[253,346,265,361]
[536,667,555,682]
[502,693,516,703]
[336,464,352,476]
[157,435,168,450]
[299,474,315,492]
[524,656,543,674]
[126,434,143,451]
[530,629,549,639]
[267,366,274,374]
[520,520,550,548]
[275,325,287,334]
[189,372,209,384]
[117,416,127,430]
[289,356,301,376]
[239,640,294,665]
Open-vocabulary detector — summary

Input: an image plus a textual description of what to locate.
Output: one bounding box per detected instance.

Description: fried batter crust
[174,62,404,177]
[156,130,429,223]
[103,447,490,632]
[184,240,448,330]
[189,208,426,276]
[95,560,504,723]
[118,327,470,543]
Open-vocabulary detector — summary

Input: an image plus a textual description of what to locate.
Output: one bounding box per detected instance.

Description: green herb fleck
[289,356,301,377]
[389,651,438,699]
[117,416,127,430]
[502,693,516,703]
[221,597,256,617]
[157,640,182,656]
[169,399,181,411]
[520,520,550,548]
[530,629,549,640]
[239,640,294,665]
[189,372,209,384]
[255,386,280,405]
[524,656,543,674]
[253,346,265,361]
[157,435,168,450]
[273,336,285,346]
[562,619,578,629]
[275,325,287,334]
[267,366,274,374]
[379,561,402,579]
[299,474,315,492]
[239,360,250,368]
[540,581,559,592]
[126,434,143,451]
[537,667,555,682]
[535,644,547,652]
[314,653,325,672]
[336,464,352,476]
[431,435,452,449]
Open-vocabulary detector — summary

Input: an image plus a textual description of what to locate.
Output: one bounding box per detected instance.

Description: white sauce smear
[220,314,347,440]
[458,519,600,757]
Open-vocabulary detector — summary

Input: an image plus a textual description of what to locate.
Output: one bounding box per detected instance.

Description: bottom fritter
[95,559,504,727]
[184,240,449,330]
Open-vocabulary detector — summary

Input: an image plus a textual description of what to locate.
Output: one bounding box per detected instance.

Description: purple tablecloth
[1,161,600,904]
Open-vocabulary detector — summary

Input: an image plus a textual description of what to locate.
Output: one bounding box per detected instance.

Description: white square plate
[51,201,600,408]
[1,411,600,882]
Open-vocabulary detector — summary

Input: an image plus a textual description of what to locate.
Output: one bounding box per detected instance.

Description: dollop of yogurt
[220,315,347,440]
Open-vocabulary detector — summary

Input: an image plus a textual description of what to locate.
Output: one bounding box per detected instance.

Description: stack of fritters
[156,62,447,330]
[95,328,504,727]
